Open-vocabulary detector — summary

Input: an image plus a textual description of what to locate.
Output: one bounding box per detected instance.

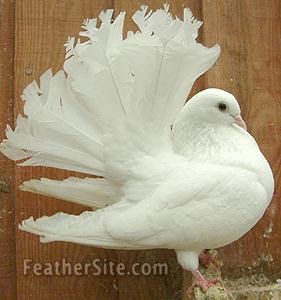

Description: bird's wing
[1,6,219,206]
[19,163,267,250]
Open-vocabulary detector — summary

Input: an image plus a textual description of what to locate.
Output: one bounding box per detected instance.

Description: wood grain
[0,0,17,299]
[202,0,281,279]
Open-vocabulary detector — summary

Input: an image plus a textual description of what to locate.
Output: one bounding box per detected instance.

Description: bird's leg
[199,249,222,271]
[199,251,210,266]
[190,269,219,292]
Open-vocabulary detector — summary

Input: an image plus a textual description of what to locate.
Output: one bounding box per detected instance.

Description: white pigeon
[0,5,274,292]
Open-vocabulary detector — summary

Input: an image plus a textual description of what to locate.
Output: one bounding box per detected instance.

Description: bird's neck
[171,117,256,163]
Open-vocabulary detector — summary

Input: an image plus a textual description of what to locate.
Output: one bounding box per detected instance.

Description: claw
[187,269,219,295]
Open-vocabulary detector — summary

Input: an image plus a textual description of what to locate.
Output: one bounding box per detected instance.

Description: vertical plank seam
[201,0,207,91]
[13,0,18,298]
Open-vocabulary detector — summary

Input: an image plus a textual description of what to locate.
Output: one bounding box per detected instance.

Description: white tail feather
[19,212,145,249]
[20,177,118,208]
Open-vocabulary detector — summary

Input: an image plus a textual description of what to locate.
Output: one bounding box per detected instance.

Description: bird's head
[183,88,247,131]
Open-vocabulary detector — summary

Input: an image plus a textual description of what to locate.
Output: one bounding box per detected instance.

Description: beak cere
[234,114,247,131]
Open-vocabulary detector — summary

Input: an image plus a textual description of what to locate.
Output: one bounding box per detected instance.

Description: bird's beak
[233,114,247,131]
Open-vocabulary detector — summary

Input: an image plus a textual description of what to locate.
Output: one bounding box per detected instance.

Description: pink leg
[190,269,218,292]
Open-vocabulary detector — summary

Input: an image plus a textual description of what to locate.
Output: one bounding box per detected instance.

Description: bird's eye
[218,102,228,112]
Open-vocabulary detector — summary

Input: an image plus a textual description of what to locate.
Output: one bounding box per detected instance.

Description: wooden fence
[0,0,280,299]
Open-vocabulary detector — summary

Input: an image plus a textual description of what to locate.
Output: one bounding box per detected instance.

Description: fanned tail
[1,5,220,212]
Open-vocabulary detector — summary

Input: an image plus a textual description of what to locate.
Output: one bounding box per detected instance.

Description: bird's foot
[187,269,219,295]
[199,249,222,271]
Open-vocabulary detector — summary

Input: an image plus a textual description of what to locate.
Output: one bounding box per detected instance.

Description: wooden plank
[14,1,123,299]
[0,0,17,299]
[202,0,281,279]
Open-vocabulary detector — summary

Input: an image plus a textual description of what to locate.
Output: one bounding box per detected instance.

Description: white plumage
[0,5,274,290]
